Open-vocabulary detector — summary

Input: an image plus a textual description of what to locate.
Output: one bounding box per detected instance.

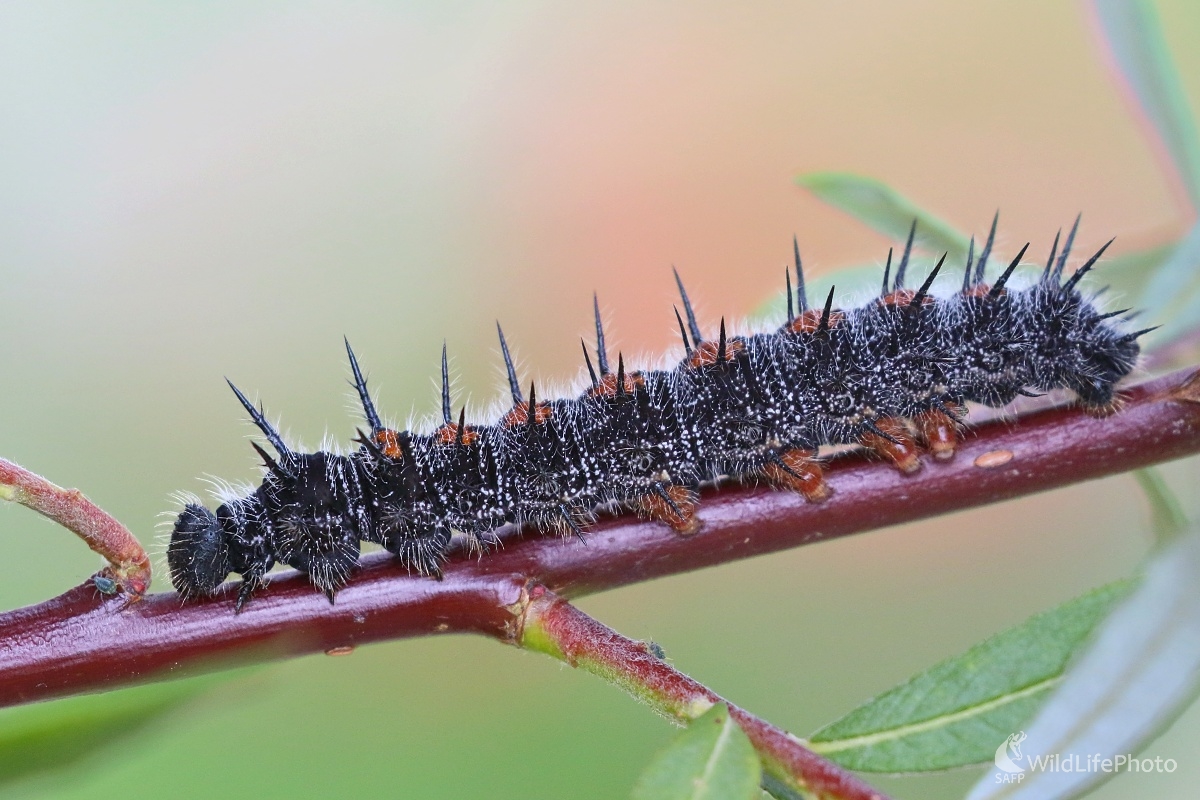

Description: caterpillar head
[168,497,276,609]
[167,503,231,598]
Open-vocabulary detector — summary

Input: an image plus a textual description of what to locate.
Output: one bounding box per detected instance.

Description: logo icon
[994,731,1028,774]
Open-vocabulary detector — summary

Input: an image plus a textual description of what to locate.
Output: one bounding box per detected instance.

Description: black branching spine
[166,221,1144,608]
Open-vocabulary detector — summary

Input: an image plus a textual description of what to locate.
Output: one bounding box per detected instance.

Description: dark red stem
[0,368,1198,708]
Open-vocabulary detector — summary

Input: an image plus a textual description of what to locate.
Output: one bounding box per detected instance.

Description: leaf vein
[808,676,1062,755]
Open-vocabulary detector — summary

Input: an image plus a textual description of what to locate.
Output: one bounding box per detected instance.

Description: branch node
[1169,367,1200,404]
[0,457,150,598]
[517,586,893,800]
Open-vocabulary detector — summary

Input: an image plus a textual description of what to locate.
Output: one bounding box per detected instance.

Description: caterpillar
[167,216,1146,610]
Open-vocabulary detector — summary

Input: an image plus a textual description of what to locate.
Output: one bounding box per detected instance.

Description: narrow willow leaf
[968,528,1200,800]
[1093,0,1200,213]
[1092,241,1175,313]
[1155,284,1200,349]
[1094,0,1200,347]
[0,675,224,787]
[1139,222,1200,346]
[796,172,971,262]
[632,703,761,800]
[1133,468,1188,545]
[807,582,1134,772]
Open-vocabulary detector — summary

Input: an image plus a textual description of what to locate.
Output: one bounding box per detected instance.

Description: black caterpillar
[167,216,1146,609]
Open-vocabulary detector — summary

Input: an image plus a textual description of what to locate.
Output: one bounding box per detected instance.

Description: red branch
[520,586,891,800]
[0,368,1198,709]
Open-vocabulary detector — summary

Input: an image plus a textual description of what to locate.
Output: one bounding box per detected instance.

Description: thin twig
[518,584,890,800]
[0,457,150,597]
[0,368,1197,708]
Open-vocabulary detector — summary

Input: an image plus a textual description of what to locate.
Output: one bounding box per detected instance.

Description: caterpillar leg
[235,575,265,613]
[860,418,922,474]
[385,525,452,580]
[915,405,961,461]
[762,448,829,502]
[637,484,701,535]
[546,503,591,542]
[1082,396,1124,418]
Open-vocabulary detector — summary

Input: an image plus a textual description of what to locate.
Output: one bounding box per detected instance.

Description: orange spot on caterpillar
[687,338,744,369]
[502,401,553,427]
[589,371,645,398]
[973,449,1014,469]
[860,418,921,474]
[963,284,993,299]
[879,289,917,307]
[762,448,829,502]
[375,429,403,459]
[435,423,478,446]
[785,307,845,334]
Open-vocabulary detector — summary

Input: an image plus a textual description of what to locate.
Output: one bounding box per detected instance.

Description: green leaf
[632,703,761,800]
[1094,240,1176,311]
[0,675,225,787]
[1155,281,1200,348]
[1093,0,1200,349]
[1093,0,1200,212]
[797,172,971,263]
[807,581,1135,773]
[1134,468,1189,545]
[760,773,806,800]
[967,528,1200,800]
[1138,222,1200,347]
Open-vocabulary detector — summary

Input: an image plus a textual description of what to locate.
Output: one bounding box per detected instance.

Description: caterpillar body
[167,217,1145,609]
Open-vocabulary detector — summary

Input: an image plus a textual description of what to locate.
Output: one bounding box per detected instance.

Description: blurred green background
[1,1,1198,797]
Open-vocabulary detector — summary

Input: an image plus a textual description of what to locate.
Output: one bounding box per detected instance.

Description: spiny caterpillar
[167,216,1146,610]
